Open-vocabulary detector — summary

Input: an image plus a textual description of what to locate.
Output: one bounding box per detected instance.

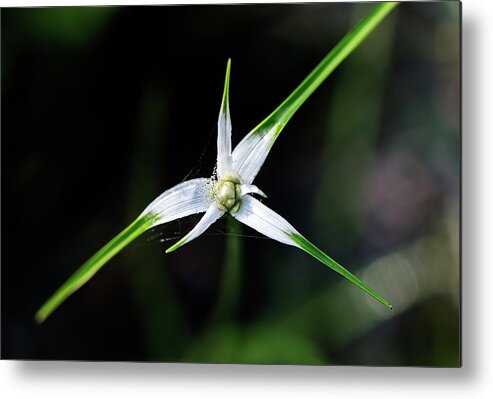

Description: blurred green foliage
[15,7,115,46]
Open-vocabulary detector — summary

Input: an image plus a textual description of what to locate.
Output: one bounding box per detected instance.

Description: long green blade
[255,2,399,137]
[290,233,393,310]
[35,216,153,323]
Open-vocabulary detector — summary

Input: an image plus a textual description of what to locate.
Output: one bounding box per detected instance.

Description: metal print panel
[1,2,460,366]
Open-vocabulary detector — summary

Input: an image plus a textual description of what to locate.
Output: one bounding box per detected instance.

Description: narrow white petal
[232,125,279,184]
[239,184,267,198]
[233,195,299,246]
[166,204,224,253]
[141,178,212,226]
[217,59,234,178]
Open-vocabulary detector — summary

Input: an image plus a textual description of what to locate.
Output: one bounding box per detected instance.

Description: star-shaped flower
[36,3,398,323]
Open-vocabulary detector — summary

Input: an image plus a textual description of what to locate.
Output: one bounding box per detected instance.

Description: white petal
[239,184,267,198]
[141,178,212,226]
[232,125,279,184]
[217,59,234,178]
[233,195,299,246]
[166,204,224,253]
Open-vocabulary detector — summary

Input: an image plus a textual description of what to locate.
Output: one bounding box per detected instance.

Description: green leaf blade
[290,233,394,311]
[257,2,399,136]
[221,58,231,112]
[35,216,153,323]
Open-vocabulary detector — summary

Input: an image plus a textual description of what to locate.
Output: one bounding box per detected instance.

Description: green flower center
[215,177,241,214]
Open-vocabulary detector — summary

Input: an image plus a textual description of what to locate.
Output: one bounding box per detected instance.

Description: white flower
[142,60,281,254]
[140,60,393,309]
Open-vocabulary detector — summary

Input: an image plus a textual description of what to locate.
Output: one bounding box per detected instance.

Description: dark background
[1,2,460,365]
